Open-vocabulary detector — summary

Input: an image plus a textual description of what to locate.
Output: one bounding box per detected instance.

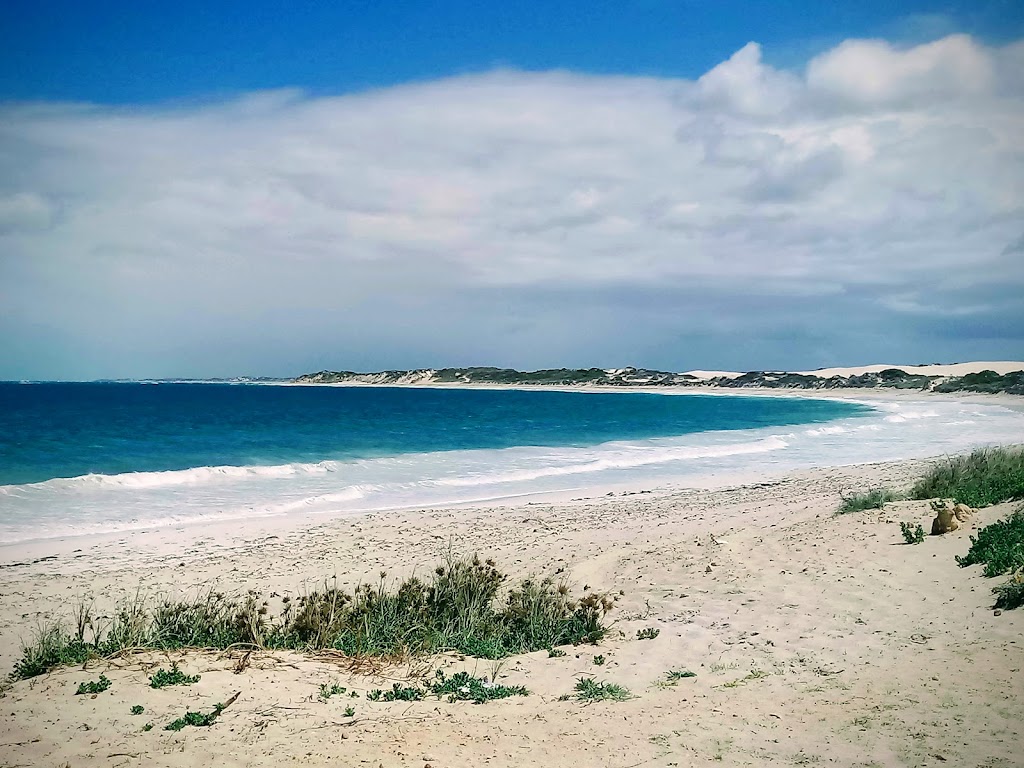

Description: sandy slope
[1,457,1022,768]
[682,361,1024,379]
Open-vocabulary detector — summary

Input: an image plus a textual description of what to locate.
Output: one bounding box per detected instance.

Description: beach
[2,436,1023,766]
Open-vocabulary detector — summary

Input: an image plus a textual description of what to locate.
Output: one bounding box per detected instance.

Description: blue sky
[1,2,1023,379]
[3,1,1022,102]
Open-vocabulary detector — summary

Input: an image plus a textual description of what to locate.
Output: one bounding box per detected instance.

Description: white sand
[2,453,1022,767]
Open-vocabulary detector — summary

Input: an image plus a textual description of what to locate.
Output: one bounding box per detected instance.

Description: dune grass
[10,555,616,681]
[911,446,1024,508]
[836,488,901,515]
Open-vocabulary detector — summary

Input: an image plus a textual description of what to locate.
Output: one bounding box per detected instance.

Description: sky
[1,2,1023,379]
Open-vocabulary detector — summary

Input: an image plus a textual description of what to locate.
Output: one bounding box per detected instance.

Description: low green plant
[142,722,153,732]
[75,674,111,695]
[571,677,631,702]
[149,662,200,689]
[428,670,528,703]
[912,447,1024,508]
[838,489,900,515]
[130,704,144,715]
[900,522,926,545]
[547,647,566,658]
[366,683,423,702]
[592,654,605,666]
[343,705,355,717]
[318,682,346,701]
[956,510,1024,577]
[636,627,660,640]
[666,669,696,681]
[165,703,227,731]
[994,573,1024,610]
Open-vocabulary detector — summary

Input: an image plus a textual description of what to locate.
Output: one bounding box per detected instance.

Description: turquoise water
[2,382,1023,544]
[0,382,862,485]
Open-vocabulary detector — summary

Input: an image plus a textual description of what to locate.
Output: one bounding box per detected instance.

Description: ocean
[2,382,1023,544]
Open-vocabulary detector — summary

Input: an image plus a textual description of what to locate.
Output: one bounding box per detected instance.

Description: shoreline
[3,386,1023,553]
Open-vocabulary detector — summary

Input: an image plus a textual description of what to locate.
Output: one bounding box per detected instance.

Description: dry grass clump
[11,554,616,680]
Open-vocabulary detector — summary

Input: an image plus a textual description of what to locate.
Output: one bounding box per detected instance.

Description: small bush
[912,447,1024,508]
[666,669,696,681]
[130,705,144,715]
[75,674,111,695]
[636,627,660,640]
[900,522,926,545]
[994,573,1024,610]
[592,655,605,666]
[366,683,423,702]
[838,489,900,514]
[318,682,346,701]
[343,705,355,717]
[571,677,631,702]
[956,510,1024,577]
[149,663,200,689]
[428,670,528,703]
[547,647,566,658]
[165,703,227,731]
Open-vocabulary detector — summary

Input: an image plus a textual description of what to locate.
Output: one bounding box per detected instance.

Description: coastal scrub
[10,555,616,680]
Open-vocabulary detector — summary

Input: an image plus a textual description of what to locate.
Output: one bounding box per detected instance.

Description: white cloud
[806,34,995,107]
[0,34,1022,378]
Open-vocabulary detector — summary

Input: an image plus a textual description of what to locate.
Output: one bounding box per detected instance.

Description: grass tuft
[837,488,900,515]
[912,447,1024,508]
[571,677,632,702]
[636,627,660,640]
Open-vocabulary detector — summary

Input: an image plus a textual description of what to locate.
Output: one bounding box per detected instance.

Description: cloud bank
[1,34,1022,378]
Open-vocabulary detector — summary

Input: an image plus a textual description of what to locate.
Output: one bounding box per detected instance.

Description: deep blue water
[0,382,864,486]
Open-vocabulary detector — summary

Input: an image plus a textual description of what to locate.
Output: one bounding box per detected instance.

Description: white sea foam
[2,397,1023,544]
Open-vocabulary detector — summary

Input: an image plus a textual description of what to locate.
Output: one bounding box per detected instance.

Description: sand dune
[682,360,1024,379]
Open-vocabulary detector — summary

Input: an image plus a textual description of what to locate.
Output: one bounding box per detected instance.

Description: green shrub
[366,683,424,702]
[994,574,1024,610]
[900,522,926,545]
[912,447,1024,508]
[75,674,111,695]
[837,488,900,514]
[636,627,660,640]
[428,670,528,703]
[130,705,144,715]
[318,682,346,701]
[149,663,200,689]
[956,510,1024,577]
[165,703,226,731]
